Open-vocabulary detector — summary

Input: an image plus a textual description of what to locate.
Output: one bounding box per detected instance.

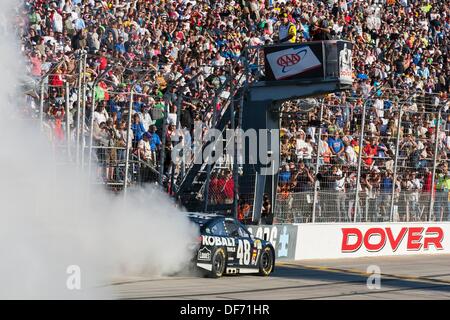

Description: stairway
[175,89,241,212]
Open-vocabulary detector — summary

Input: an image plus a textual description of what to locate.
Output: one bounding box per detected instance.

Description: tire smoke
[0,1,198,299]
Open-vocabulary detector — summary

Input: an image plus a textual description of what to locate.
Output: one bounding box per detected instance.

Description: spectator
[105,118,119,181]
[93,102,108,125]
[148,125,162,165]
[21,0,449,221]
[223,170,235,205]
[328,131,345,163]
[435,169,450,221]
[131,113,146,143]
[137,132,152,162]
[278,12,296,43]
[363,137,378,167]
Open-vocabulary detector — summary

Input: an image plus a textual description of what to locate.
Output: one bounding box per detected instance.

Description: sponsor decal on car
[198,247,212,261]
[254,239,262,250]
[251,248,258,265]
[202,235,236,247]
[247,225,297,260]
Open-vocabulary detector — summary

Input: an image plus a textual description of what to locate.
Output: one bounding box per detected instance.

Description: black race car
[187,213,275,278]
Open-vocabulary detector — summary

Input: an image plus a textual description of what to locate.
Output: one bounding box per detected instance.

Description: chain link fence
[275,88,450,223]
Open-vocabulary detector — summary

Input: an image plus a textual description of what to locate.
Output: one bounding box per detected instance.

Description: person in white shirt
[332,165,347,221]
[140,105,154,130]
[93,103,109,125]
[295,131,308,159]
[406,172,422,221]
[302,135,314,166]
[374,98,384,118]
[212,52,225,67]
[52,9,63,33]
[345,140,357,165]
[137,132,152,161]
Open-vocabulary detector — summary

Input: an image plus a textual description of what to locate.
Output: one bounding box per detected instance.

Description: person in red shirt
[48,103,65,142]
[223,170,234,204]
[209,172,220,205]
[215,172,226,205]
[49,66,64,87]
[420,169,434,220]
[363,138,378,167]
[98,48,108,71]
[29,52,42,77]
[422,169,433,193]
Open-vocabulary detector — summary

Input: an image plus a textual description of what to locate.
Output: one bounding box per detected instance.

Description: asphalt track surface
[110,255,450,300]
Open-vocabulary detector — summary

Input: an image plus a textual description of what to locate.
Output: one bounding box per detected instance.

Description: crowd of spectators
[18,0,449,219]
[272,0,448,221]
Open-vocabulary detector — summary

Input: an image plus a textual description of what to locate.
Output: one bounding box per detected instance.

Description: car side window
[208,220,227,236]
[225,221,239,237]
[238,226,251,239]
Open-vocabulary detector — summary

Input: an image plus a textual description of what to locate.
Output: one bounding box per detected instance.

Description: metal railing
[26,48,450,224]
[275,88,450,223]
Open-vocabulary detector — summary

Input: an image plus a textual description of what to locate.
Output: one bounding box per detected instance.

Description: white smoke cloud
[0,1,198,299]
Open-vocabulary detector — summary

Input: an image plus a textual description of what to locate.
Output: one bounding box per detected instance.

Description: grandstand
[21,0,449,224]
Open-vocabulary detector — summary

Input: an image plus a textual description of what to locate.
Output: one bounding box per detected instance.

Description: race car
[187,213,275,278]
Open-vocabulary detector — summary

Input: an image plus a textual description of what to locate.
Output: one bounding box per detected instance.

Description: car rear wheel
[209,248,226,278]
[258,247,274,276]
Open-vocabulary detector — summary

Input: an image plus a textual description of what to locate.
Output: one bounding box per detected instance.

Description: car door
[202,218,237,263]
[237,221,262,268]
[225,219,255,269]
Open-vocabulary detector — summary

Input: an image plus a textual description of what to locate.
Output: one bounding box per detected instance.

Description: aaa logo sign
[266,46,322,80]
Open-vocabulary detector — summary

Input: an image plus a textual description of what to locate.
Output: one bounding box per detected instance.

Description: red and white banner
[265,46,322,80]
[293,223,450,260]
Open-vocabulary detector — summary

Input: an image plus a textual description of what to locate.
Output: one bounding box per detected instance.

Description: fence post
[236,84,246,220]
[390,105,403,221]
[354,99,368,222]
[80,53,88,170]
[87,66,114,181]
[88,87,96,181]
[170,94,184,195]
[39,78,46,131]
[159,95,169,187]
[203,94,220,212]
[65,81,71,160]
[123,91,134,195]
[312,102,324,223]
[75,52,84,167]
[229,65,240,219]
[429,106,442,221]
[175,95,183,131]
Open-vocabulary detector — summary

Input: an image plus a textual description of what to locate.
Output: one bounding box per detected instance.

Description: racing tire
[258,247,274,276]
[208,248,226,278]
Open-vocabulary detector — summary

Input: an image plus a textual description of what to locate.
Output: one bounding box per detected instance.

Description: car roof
[185,212,224,224]
[185,212,224,220]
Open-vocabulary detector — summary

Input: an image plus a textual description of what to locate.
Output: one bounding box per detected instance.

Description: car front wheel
[258,247,274,276]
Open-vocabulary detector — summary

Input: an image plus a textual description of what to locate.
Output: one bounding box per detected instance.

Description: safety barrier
[247,222,450,260]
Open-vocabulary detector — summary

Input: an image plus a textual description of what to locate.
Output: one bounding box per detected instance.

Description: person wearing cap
[278,12,297,43]
[137,132,152,162]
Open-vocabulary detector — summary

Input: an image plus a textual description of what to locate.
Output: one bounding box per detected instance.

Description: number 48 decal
[237,239,251,265]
